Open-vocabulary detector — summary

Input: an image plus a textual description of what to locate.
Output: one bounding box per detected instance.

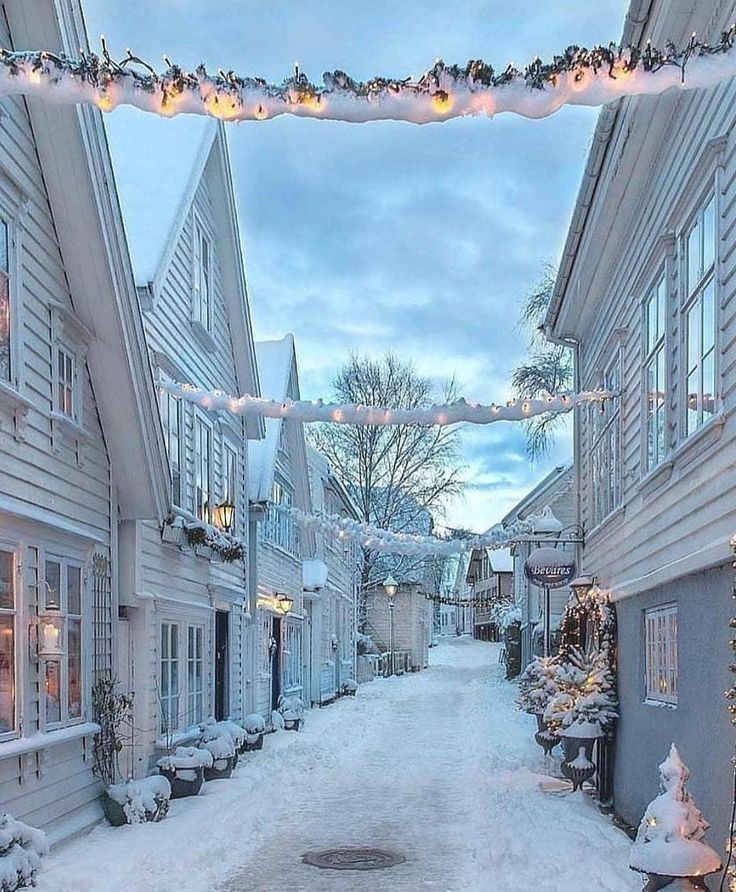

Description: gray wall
[614,564,732,862]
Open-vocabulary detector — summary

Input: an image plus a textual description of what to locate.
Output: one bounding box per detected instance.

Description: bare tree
[511,265,573,460]
[309,353,465,622]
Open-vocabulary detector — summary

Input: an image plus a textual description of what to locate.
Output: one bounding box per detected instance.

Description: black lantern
[213,499,236,533]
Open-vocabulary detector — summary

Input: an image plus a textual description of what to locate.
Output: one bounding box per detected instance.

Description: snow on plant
[200,733,235,762]
[342,679,358,694]
[0,814,49,891]
[271,709,285,732]
[157,746,214,772]
[629,744,721,880]
[107,776,171,825]
[200,718,246,749]
[544,647,617,733]
[277,696,305,721]
[517,656,559,714]
[243,714,265,736]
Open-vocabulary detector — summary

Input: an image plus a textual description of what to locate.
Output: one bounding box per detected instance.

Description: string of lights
[1,30,736,125]
[161,380,613,427]
[422,592,508,608]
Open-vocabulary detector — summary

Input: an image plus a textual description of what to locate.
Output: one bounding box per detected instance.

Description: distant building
[466,549,513,641]
[364,582,432,673]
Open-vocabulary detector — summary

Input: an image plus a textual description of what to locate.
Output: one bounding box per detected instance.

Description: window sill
[638,460,674,499]
[671,413,726,471]
[643,698,677,710]
[191,320,217,354]
[585,503,626,543]
[0,379,33,440]
[0,721,100,759]
[50,411,89,462]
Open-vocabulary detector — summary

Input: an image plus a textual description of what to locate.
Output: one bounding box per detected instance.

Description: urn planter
[242,733,264,752]
[204,754,235,780]
[533,713,559,756]
[559,723,601,792]
[101,792,127,827]
[158,765,205,799]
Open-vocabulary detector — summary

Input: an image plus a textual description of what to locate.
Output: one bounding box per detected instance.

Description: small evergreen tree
[517,656,559,714]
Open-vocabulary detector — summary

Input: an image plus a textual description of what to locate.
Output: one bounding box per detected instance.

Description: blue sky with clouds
[83,0,629,531]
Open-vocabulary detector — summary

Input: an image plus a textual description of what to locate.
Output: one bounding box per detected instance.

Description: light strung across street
[2,29,736,124]
[161,380,613,427]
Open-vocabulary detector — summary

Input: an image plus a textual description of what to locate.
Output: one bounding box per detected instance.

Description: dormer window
[56,346,76,419]
[192,220,212,333]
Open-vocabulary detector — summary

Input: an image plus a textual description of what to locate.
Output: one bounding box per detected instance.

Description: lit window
[43,558,84,727]
[192,221,212,332]
[644,275,667,470]
[0,550,15,734]
[187,625,204,725]
[645,604,677,705]
[589,359,622,527]
[0,218,10,383]
[194,416,212,521]
[160,622,179,733]
[56,346,75,418]
[683,196,717,436]
[160,383,182,506]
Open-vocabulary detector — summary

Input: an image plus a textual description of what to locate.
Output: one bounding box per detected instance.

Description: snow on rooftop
[105,106,215,285]
[490,548,513,573]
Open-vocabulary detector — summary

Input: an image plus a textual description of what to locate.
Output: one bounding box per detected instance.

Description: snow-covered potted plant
[517,656,560,754]
[629,744,721,890]
[341,679,358,698]
[157,746,213,799]
[106,776,171,825]
[91,674,138,825]
[277,695,304,732]
[243,713,266,751]
[200,718,246,766]
[198,731,236,780]
[0,813,49,890]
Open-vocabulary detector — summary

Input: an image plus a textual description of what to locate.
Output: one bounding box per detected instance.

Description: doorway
[214,610,229,720]
[270,616,282,711]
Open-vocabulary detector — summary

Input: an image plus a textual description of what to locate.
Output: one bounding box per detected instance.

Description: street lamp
[213,499,236,533]
[383,575,398,676]
[276,593,294,616]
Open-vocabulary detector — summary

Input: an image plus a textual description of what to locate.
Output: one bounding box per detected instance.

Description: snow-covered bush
[271,709,285,731]
[341,679,358,696]
[277,696,304,722]
[200,718,246,750]
[544,647,617,734]
[244,713,265,735]
[356,633,377,655]
[157,746,213,772]
[630,744,721,881]
[107,776,171,825]
[517,656,559,714]
[200,732,236,763]
[0,814,48,891]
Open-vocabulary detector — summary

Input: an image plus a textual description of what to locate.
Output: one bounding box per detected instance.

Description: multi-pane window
[187,625,204,725]
[263,481,298,554]
[589,360,622,527]
[260,611,273,674]
[283,622,302,691]
[0,218,10,383]
[160,387,182,506]
[683,195,717,436]
[0,550,15,734]
[56,347,75,418]
[644,275,667,470]
[160,622,179,733]
[222,443,237,508]
[645,604,678,705]
[192,221,212,332]
[194,416,212,521]
[43,558,83,726]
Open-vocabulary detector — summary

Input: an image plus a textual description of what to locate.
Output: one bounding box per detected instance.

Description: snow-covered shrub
[277,696,304,722]
[107,776,171,825]
[271,709,285,732]
[356,633,377,655]
[157,746,213,772]
[244,713,265,735]
[341,679,358,696]
[517,656,559,714]
[200,732,236,763]
[0,814,48,891]
[200,718,246,750]
[543,647,617,734]
[630,744,721,881]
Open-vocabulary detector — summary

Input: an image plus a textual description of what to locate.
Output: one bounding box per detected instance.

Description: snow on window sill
[0,721,100,759]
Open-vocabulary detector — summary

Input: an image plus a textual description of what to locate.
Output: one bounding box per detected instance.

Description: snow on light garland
[162,380,612,427]
[2,30,736,125]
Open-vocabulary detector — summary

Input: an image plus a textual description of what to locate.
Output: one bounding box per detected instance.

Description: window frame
[644,603,678,706]
[588,354,623,529]
[0,186,23,398]
[192,216,213,334]
[193,414,213,522]
[680,192,718,439]
[159,621,180,735]
[159,375,184,507]
[642,271,668,472]
[54,343,77,420]
[186,624,205,727]
[0,547,17,740]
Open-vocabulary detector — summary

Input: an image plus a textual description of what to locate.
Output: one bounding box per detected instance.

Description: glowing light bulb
[97,95,114,112]
[254,103,268,120]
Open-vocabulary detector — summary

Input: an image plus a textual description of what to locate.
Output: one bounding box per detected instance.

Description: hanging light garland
[162,380,612,427]
[422,592,505,608]
[1,30,736,125]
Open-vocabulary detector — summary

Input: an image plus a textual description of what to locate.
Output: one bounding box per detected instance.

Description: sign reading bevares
[524,546,576,589]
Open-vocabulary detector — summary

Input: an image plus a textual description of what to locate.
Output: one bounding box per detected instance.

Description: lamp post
[383,575,398,676]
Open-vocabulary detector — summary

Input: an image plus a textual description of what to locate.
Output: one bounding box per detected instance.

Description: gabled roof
[249,336,310,510]
[105,107,263,439]
[501,464,573,527]
[7,0,170,520]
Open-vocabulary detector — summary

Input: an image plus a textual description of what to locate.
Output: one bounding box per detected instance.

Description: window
[43,558,84,726]
[160,622,179,733]
[187,625,204,726]
[263,481,299,555]
[0,217,10,384]
[683,196,717,436]
[589,359,622,527]
[283,622,302,692]
[0,550,15,734]
[644,275,667,471]
[160,387,182,506]
[194,416,212,521]
[260,612,273,674]
[192,221,212,332]
[645,604,677,705]
[55,346,76,418]
[222,442,237,508]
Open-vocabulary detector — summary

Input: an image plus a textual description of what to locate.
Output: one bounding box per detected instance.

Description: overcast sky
[83,0,629,531]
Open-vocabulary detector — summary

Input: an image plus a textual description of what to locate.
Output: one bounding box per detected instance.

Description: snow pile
[630,744,721,879]
[157,747,214,772]
[107,777,171,825]
[0,814,48,891]
[517,656,559,714]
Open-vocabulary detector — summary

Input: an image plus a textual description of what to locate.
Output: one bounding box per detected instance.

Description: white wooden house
[106,109,263,771]
[248,336,313,718]
[545,0,736,847]
[0,0,169,842]
[466,549,512,641]
[306,445,360,705]
[501,465,575,665]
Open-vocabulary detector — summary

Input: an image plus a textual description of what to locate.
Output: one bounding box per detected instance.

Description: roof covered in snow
[104,106,215,285]
[490,549,513,573]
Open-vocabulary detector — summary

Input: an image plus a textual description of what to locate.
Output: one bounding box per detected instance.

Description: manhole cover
[301,847,406,871]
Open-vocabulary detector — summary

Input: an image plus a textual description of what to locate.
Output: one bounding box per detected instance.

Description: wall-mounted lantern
[213,499,236,534]
[276,593,294,616]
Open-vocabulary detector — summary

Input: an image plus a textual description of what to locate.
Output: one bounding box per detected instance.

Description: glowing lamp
[39,604,64,659]
[276,594,294,616]
[213,499,236,533]
[383,575,398,600]
[569,575,595,606]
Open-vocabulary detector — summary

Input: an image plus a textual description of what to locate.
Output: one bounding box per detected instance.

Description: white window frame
[159,376,183,507]
[160,621,180,734]
[263,480,298,555]
[0,547,17,739]
[283,621,302,693]
[54,344,77,420]
[194,414,212,522]
[186,624,205,727]
[192,216,213,333]
[644,604,678,705]
[0,180,24,399]
[642,272,667,472]
[588,356,622,528]
[681,192,718,438]
[221,440,238,530]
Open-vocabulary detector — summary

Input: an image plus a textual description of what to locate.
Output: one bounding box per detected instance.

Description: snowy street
[38,639,638,892]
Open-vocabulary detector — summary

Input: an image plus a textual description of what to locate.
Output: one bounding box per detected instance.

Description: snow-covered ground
[37,639,639,891]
